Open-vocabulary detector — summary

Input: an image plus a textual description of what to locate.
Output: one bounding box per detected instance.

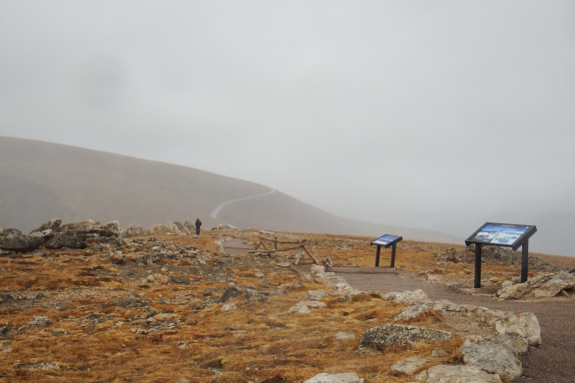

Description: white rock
[494,312,541,346]
[394,304,430,322]
[391,356,429,376]
[334,331,356,340]
[304,372,364,383]
[421,364,502,383]
[379,289,432,305]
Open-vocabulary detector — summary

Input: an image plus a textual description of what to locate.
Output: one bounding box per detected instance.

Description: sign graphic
[469,223,530,246]
[371,234,401,247]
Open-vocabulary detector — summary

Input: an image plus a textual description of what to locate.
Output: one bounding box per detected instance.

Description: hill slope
[0,136,460,243]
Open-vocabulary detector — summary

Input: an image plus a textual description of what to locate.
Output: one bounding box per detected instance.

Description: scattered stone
[334,331,355,340]
[18,362,60,371]
[321,257,334,269]
[359,324,452,352]
[177,341,190,348]
[220,286,243,303]
[289,300,327,314]
[460,339,522,379]
[305,290,329,301]
[276,262,290,267]
[28,316,51,328]
[304,372,364,383]
[391,356,429,376]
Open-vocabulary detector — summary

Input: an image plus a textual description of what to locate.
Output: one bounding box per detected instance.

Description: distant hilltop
[0,136,461,244]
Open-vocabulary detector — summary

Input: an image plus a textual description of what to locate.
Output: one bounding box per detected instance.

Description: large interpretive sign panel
[465,222,536,250]
[465,222,537,287]
[371,234,402,248]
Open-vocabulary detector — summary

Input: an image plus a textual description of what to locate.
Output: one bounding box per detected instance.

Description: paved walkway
[223,238,255,255]
[332,266,575,383]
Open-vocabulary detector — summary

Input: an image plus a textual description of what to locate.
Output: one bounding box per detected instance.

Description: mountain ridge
[0,135,461,244]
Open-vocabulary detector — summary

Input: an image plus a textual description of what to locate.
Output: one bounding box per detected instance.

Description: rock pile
[148,221,188,236]
[0,218,124,252]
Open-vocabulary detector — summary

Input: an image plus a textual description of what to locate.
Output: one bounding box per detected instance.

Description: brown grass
[1,229,570,382]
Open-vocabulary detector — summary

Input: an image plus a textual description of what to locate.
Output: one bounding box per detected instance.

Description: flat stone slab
[359,324,452,352]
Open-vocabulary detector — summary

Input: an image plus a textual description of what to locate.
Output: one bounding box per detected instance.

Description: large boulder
[0,228,46,252]
[359,324,452,352]
[526,272,575,298]
[497,273,553,299]
[493,312,541,346]
[60,220,121,237]
[417,365,502,383]
[460,339,522,379]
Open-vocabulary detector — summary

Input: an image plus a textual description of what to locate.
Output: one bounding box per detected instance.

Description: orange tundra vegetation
[1,229,574,382]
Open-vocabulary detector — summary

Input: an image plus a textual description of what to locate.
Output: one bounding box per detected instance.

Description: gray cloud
[1,1,575,252]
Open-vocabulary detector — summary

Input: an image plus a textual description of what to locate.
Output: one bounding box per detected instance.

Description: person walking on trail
[195,218,202,235]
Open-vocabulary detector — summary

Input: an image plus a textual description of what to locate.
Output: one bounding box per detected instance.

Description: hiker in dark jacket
[195,218,202,235]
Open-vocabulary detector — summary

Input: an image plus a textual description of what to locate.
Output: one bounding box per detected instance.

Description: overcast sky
[1,1,575,238]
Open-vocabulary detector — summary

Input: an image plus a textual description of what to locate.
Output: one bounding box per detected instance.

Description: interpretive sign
[465,222,537,288]
[370,234,402,268]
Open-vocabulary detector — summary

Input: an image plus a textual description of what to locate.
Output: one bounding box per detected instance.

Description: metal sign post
[371,234,403,268]
[465,222,537,288]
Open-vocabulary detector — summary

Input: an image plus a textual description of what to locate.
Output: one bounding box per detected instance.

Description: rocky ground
[1,221,574,382]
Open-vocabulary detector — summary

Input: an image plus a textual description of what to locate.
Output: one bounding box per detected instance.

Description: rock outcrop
[0,219,123,252]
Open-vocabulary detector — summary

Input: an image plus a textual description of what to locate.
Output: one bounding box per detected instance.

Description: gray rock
[359,324,452,352]
[460,339,522,379]
[391,356,429,376]
[394,304,430,322]
[30,218,62,234]
[220,286,243,303]
[494,312,541,346]
[420,364,502,383]
[44,233,85,249]
[304,372,364,383]
[334,331,356,340]
[484,334,528,354]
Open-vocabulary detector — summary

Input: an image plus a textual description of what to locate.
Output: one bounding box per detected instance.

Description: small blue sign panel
[466,222,536,249]
[371,234,401,246]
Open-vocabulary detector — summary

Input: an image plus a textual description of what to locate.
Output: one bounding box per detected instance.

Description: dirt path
[333,266,575,383]
[210,188,276,220]
[223,238,256,255]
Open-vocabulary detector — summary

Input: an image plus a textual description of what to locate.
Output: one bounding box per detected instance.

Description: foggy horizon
[2,1,575,254]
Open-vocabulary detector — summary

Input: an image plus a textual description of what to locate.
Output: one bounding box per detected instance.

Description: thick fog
[1,1,575,253]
